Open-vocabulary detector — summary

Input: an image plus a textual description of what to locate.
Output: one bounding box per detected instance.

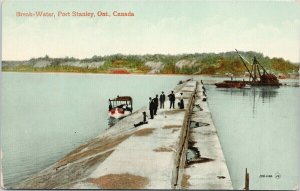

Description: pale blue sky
[2,0,300,62]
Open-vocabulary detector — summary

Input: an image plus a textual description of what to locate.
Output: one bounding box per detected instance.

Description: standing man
[153,94,159,115]
[149,97,154,119]
[168,91,175,109]
[159,91,165,109]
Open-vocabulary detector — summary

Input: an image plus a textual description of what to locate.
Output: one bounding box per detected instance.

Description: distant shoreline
[2,51,299,78]
[2,71,299,80]
[1,71,194,77]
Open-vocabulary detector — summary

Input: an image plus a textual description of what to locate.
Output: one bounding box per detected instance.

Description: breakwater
[14,79,232,189]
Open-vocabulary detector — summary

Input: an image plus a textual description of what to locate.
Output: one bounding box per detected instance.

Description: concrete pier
[15,79,232,189]
[179,82,233,189]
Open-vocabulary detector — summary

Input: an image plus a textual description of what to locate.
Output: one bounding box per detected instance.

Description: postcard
[1,0,299,190]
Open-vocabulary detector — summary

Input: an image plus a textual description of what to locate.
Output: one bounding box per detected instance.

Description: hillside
[2,51,299,76]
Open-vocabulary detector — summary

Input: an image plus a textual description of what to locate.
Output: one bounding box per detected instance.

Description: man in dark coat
[168,91,175,109]
[149,97,154,119]
[153,94,159,115]
[159,91,165,109]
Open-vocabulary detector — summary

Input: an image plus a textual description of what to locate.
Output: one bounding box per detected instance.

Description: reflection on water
[215,86,279,116]
[108,117,120,127]
[215,86,279,100]
[253,87,278,102]
[206,84,299,190]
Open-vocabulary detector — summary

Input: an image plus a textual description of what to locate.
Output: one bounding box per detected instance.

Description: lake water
[205,83,299,190]
[1,73,299,189]
[0,72,187,188]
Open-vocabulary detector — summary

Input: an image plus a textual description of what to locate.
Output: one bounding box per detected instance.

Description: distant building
[244,72,250,77]
[288,70,299,78]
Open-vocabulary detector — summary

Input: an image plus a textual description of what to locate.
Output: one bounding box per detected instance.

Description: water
[0,72,187,188]
[1,73,299,189]
[205,83,299,190]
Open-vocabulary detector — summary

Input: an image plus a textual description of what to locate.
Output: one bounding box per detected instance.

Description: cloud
[2,4,300,62]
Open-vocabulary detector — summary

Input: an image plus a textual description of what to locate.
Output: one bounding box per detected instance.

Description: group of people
[148,91,165,119]
[149,91,185,119]
[134,90,185,127]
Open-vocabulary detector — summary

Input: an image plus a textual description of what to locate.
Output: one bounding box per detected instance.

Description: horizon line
[2,50,299,63]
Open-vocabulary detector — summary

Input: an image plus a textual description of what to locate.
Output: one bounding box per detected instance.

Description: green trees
[2,51,298,75]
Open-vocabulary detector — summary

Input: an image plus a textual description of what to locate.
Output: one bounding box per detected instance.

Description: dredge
[215,49,281,88]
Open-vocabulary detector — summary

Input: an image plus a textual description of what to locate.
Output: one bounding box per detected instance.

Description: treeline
[2,52,298,75]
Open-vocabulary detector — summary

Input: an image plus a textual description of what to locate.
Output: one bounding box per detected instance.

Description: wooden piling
[244,168,249,190]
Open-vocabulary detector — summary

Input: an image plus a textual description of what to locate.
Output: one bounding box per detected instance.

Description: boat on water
[108,96,133,119]
[278,73,286,79]
[215,49,282,88]
[243,84,251,89]
[215,80,246,88]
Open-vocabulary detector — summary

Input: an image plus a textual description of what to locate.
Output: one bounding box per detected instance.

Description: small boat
[278,73,286,79]
[215,81,246,88]
[243,84,251,89]
[108,96,133,119]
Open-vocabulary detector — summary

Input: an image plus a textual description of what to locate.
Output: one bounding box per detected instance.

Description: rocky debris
[33,60,52,68]
[2,61,31,67]
[61,61,105,69]
[175,60,197,69]
[144,61,164,74]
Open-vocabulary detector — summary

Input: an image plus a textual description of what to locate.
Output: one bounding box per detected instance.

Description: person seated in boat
[127,104,133,113]
[134,111,148,127]
[118,104,125,109]
[123,104,131,112]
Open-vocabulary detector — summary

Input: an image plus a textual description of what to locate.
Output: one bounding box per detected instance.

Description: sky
[2,0,300,62]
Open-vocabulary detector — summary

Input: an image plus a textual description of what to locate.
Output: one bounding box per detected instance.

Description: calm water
[1,73,299,189]
[205,83,299,190]
[1,72,186,187]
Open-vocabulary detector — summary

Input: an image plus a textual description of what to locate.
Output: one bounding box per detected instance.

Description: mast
[235,49,254,80]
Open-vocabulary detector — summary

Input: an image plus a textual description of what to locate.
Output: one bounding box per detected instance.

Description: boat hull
[215,81,246,88]
[215,80,281,88]
[108,108,131,119]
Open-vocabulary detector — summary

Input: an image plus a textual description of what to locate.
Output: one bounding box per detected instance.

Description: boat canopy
[109,96,133,110]
[109,96,132,102]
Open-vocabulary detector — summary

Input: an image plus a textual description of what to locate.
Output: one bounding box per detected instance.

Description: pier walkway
[15,79,232,189]
[180,82,233,189]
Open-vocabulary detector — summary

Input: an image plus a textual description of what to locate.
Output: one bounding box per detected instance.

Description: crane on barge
[215,49,281,88]
[235,49,281,86]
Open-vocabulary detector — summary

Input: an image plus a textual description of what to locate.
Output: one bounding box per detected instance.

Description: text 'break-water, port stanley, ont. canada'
[16,11,135,18]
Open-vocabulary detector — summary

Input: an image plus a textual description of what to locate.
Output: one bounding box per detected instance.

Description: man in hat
[153,94,159,115]
[168,91,175,109]
[149,97,155,119]
[159,91,165,109]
